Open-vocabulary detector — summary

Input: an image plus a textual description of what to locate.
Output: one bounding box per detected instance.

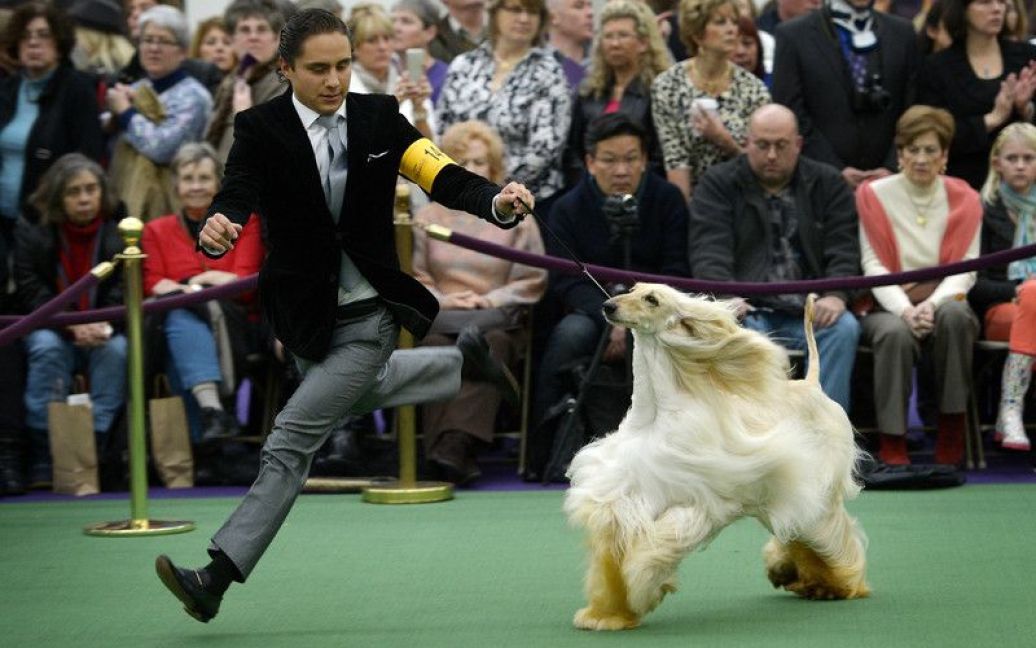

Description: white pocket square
[367,150,389,162]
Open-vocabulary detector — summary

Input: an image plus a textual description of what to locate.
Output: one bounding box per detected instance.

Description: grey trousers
[210,306,462,579]
[860,300,979,437]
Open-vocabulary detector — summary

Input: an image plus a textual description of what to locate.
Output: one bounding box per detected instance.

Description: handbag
[47,376,99,496]
[148,375,194,488]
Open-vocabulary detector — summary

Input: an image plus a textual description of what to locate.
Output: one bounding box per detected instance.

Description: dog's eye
[645,294,659,306]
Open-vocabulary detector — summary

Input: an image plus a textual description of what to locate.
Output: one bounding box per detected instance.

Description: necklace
[691,58,730,95]
[903,178,938,226]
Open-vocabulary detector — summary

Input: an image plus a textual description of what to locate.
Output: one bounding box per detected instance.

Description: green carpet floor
[2,486,1035,647]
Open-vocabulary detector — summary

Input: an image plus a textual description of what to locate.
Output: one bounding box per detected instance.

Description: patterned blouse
[651,61,770,182]
[436,43,572,200]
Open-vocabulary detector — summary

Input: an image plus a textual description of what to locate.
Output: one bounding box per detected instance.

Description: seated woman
[106,5,213,220]
[412,121,547,485]
[14,153,127,488]
[855,105,982,467]
[972,123,1036,451]
[142,142,264,443]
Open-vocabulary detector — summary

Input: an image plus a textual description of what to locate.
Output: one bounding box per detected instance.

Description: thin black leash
[517,197,611,299]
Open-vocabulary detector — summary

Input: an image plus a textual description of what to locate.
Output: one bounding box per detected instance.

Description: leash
[517,197,611,299]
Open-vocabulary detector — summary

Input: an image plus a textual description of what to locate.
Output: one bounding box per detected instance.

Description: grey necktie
[315,113,347,218]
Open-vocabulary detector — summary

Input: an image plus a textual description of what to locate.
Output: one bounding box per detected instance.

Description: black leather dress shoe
[200,408,241,444]
[155,555,222,622]
[456,326,520,406]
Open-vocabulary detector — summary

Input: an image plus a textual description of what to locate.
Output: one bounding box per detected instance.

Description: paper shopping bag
[148,375,194,488]
[48,378,99,496]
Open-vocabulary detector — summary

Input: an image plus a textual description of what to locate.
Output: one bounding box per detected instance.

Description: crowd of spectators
[1,0,1035,496]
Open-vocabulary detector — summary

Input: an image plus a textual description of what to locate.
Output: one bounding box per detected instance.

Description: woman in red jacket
[142,142,264,443]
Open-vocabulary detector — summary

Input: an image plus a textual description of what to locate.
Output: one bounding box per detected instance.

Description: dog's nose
[602,302,617,316]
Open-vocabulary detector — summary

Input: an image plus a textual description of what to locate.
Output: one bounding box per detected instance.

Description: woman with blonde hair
[972,122,1036,450]
[348,3,435,138]
[651,0,770,200]
[564,0,670,184]
[412,120,546,484]
[855,105,982,466]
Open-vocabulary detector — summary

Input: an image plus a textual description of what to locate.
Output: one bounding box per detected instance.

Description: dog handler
[154,8,534,622]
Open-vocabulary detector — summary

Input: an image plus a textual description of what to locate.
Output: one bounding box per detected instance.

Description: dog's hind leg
[573,534,640,631]
[783,506,870,600]
[762,537,799,589]
[622,506,716,618]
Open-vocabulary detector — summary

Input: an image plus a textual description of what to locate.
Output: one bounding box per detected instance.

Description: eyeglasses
[140,36,180,49]
[593,153,644,168]
[750,139,794,154]
[601,30,639,43]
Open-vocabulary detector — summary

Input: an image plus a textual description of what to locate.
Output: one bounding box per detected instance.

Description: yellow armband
[399,138,456,193]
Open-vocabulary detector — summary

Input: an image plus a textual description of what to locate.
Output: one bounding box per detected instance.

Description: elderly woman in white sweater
[855,105,982,468]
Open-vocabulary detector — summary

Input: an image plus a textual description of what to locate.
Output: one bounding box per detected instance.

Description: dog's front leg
[623,506,717,617]
[573,534,640,631]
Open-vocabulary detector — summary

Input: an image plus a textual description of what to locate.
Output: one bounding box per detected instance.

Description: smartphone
[405,47,425,82]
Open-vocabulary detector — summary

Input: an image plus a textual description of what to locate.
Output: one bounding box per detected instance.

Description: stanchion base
[362,480,453,504]
[304,476,394,493]
[83,519,196,537]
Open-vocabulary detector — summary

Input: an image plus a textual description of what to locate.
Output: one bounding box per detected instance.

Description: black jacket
[563,77,663,187]
[969,196,1022,320]
[208,90,509,361]
[13,214,125,316]
[772,8,918,172]
[0,64,104,221]
[689,155,860,306]
[917,40,1036,189]
[547,172,690,323]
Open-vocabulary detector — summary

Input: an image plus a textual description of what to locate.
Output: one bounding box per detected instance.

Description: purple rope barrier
[0,271,104,346]
[0,275,258,335]
[441,230,1036,296]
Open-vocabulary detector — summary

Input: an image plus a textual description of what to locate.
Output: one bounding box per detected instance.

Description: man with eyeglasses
[689,103,861,413]
[526,112,689,481]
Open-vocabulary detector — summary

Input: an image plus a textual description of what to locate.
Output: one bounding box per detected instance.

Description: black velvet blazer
[208,90,508,360]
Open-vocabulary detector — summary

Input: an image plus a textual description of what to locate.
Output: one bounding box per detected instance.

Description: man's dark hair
[4,1,77,64]
[584,113,647,157]
[278,8,351,67]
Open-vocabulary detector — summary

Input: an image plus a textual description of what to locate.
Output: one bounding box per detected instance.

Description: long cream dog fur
[564,283,869,631]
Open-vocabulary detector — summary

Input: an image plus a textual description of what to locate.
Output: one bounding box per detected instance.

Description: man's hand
[441,290,481,310]
[493,182,535,220]
[603,325,627,363]
[812,295,846,329]
[199,213,242,255]
[106,83,133,115]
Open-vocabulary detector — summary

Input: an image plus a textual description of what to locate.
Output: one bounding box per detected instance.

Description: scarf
[999,181,1036,280]
[353,62,398,95]
[828,0,877,53]
[59,218,103,310]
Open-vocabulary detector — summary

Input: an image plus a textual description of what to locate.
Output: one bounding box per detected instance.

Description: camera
[603,193,639,243]
[850,73,892,114]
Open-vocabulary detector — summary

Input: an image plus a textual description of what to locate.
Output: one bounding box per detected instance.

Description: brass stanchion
[84,217,195,536]
[363,185,453,504]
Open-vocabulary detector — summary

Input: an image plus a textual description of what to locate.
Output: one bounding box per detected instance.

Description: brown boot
[878,433,910,465]
[935,413,966,466]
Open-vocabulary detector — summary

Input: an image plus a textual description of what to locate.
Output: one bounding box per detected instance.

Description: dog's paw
[766,561,799,589]
[573,607,640,631]
[785,579,866,601]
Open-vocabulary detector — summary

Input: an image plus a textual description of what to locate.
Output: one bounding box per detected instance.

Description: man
[771,0,918,188]
[527,113,689,480]
[689,104,860,412]
[154,9,533,622]
[757,0,821,33]
[428,0,485,63]
[547,0,593,90]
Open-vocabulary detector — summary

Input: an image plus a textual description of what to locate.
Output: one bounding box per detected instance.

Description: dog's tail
[804,293,820,385]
